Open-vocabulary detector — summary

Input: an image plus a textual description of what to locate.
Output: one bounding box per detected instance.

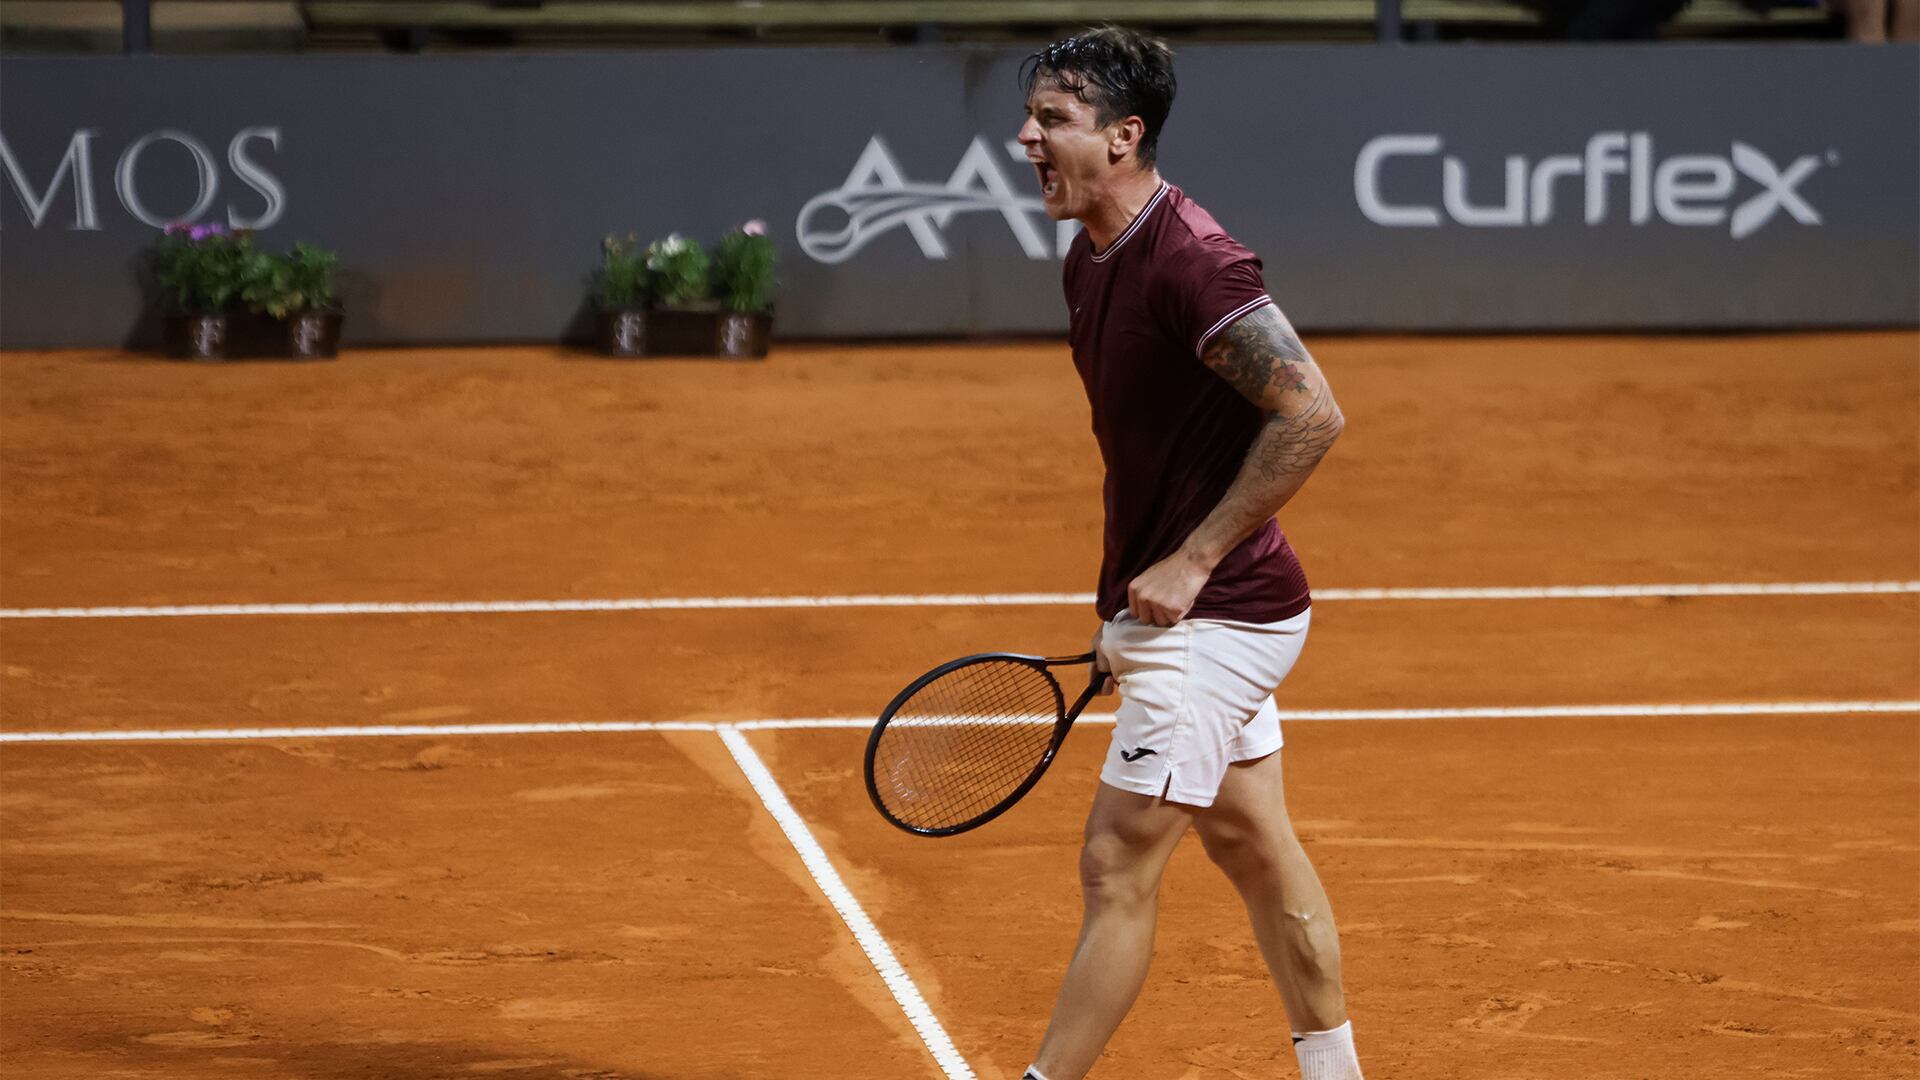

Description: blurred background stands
[0,0,1849,54]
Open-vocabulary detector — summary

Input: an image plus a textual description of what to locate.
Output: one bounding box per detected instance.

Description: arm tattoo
[1180,305,1345,561]
[1200,304,1313,405]
[1199,305,1342,483]
[1252,386,1343,483]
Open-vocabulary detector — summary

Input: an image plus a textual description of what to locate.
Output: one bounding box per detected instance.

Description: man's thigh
[1205,748,1293,838]
[1084,780,1196,850]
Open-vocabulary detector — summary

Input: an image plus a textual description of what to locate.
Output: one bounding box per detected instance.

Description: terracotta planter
[717,311,773,359]
[163,313,230,360]
[644,306,772,359]
[644,306,722,356]
[286,311,343,359]
[594,309,648,357]
[227,313,282,356]
[162,311,341,360]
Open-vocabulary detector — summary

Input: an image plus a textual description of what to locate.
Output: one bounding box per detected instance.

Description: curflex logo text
[797,135,1079,264]
[1354,132,1826,239]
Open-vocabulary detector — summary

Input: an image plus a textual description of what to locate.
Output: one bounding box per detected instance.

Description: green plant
[238,243,339,318]
[713,221,777,314]
[237,247,290,316]
[284,244,338,313]
[154,223,254,313]
[594,233,649,310]
[646,233,711,308]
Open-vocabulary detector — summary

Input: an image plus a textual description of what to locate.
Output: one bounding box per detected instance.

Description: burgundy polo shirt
[1064,182,1312,625]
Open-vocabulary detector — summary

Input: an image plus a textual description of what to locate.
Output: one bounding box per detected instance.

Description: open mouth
[1033,161,1060,198]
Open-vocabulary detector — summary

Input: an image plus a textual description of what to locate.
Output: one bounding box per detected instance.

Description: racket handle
[1065,660,1105,722]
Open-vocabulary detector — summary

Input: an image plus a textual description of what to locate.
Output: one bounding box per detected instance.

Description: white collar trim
[1089,182,1170,263]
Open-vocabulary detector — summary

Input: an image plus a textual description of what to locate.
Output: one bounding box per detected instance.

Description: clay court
[2,332,1916,1079]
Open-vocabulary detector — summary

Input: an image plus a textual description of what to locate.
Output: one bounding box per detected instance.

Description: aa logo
[798,135,1078,264]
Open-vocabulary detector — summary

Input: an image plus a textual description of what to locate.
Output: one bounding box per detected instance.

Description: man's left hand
[1126,550,1214,627]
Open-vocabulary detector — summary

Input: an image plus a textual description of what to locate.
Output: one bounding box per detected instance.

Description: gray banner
[2,45,1915,348]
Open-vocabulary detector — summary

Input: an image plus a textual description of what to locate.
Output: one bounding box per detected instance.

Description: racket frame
[864,651,1101,837]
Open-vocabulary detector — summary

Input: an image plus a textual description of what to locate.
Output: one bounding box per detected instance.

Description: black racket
[865,650,1104,837]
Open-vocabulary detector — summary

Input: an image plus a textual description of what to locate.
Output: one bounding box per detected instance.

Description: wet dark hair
[1020,26,1176,169]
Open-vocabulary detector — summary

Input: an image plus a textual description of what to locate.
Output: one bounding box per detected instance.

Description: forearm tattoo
[1200,305,1342,483]
[1250,392,1342,482]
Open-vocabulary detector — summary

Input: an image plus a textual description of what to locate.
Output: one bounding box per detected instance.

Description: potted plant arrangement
[587,221,779,358]
[711,220,776,359]
[642,232,719,356]
[592,232,649,357]
[239,241,343,359]
[155,222,252,359]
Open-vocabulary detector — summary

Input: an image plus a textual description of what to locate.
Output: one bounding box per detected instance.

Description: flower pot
[594,309,648,357]
[229,312,286,357]
[644,306,722,356]
[716,311,773,359]
[643,306,772,358]
[164,313,230,360]
[286,311,343,359]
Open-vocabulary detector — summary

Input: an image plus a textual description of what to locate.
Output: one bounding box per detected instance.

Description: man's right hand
[1090,626,1115,696]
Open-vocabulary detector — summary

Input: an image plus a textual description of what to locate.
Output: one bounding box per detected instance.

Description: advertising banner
[2,45,1914,347]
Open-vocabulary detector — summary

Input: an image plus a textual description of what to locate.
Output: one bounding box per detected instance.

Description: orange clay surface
[1,334,1916,1079]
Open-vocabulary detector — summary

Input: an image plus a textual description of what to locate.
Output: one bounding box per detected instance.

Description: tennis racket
[864,650,1104,837]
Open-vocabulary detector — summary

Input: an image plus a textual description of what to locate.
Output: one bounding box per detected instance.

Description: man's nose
[1016,117,1041,144]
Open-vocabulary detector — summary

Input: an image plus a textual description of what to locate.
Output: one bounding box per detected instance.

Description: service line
[1,580,1914,621]
[4,700,1917,744]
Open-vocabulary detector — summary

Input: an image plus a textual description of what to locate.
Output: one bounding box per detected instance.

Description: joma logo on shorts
[1354,132,1827,239]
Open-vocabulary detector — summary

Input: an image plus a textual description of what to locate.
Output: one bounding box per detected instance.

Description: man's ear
[1107,115,1146,162]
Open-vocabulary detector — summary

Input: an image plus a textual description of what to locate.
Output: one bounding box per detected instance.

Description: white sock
[1022,1068,1052,1080]
[1292,1020,1363,1080]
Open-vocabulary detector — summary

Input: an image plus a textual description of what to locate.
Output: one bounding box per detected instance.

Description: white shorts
[1095,607,1312,808]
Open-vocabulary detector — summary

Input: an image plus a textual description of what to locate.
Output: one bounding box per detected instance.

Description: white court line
[4,701,1917,744]
[736,700,1920,728]
[0,720,720,744]
[716,726,975,1080]
[2,580,1915,620]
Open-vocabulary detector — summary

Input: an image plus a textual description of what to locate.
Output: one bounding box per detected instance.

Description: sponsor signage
[796,135,1079,264]
[1,127,287,231]
[1354,133,1829,239]
[1,46,1912,348]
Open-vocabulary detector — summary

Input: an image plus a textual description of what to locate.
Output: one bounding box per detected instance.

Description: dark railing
[123,0,152,53]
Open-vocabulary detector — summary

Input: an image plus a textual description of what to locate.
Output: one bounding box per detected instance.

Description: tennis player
[1014,27,1363,1080]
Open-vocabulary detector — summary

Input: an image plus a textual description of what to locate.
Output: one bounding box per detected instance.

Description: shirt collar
[1089,182,1170,263]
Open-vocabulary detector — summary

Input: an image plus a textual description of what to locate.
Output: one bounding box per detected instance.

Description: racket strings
[872,659,1064,831]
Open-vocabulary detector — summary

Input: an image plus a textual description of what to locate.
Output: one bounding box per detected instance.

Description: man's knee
[1197,816,1287,888]
[1077,831,1161,907]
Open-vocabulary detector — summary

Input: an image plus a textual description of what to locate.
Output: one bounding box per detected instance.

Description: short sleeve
[1172,247,1274,360]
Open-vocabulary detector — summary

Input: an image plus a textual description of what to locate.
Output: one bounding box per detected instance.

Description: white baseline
[2,580,1915,620]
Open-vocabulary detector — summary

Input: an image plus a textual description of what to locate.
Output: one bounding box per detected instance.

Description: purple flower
[742,219,767,237]
[188,224,211,241]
